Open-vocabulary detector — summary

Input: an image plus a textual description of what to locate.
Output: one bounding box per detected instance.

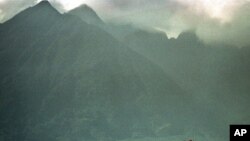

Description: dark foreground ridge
[0,1,195,141]
[1,1,250,141]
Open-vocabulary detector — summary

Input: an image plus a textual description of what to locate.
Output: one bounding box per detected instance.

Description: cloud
[173,0,245,22]
[50,0,96,11]
[0,0,37,22]
[195,3,250,47]
[97,0,250,47]
[0,0,250,47]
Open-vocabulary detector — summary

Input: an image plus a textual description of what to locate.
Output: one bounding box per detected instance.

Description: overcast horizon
[1,0,250,47]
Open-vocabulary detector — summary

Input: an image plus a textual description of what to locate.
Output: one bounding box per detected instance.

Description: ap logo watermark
[230,125,250,141]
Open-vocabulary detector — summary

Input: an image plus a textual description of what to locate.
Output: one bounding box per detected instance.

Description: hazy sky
[0,0,250,47]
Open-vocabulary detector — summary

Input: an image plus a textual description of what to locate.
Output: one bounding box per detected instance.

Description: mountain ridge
[68,3,104,25]
[0,2,194,141]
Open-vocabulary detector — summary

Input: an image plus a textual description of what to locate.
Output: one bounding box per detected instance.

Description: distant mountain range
[0,1,249,141]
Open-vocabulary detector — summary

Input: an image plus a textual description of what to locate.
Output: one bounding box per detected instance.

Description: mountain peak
[177,31,202,46]
[30,0,60,15]
[178,31,198,40]
[36,0,53,8]
[2,0,61,25]
[68,4,103,25]
[71,4,95,13]
[22,0,60,20]
[76,4,92,9]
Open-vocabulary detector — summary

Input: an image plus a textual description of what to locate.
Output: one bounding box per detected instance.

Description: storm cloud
[0,0,250,47]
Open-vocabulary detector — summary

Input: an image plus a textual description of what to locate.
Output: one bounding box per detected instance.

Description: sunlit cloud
[174,0,247,23]
[50,0,94,11]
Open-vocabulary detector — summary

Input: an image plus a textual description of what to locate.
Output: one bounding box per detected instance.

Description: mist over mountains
[0,1,250,141]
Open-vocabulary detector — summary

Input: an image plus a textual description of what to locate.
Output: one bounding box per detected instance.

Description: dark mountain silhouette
[67,4,138,41]
[104,23,138,41]
[68,4,104,25]
[0,1,196,141]
[176,31,202,46]
[1,1,249,141]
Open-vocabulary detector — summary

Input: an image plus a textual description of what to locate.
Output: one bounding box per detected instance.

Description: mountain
[0,1,196,141]
[125,29,170,49]
[68,4,104,25]
[125,29,250,138]
[67,4,138,41]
